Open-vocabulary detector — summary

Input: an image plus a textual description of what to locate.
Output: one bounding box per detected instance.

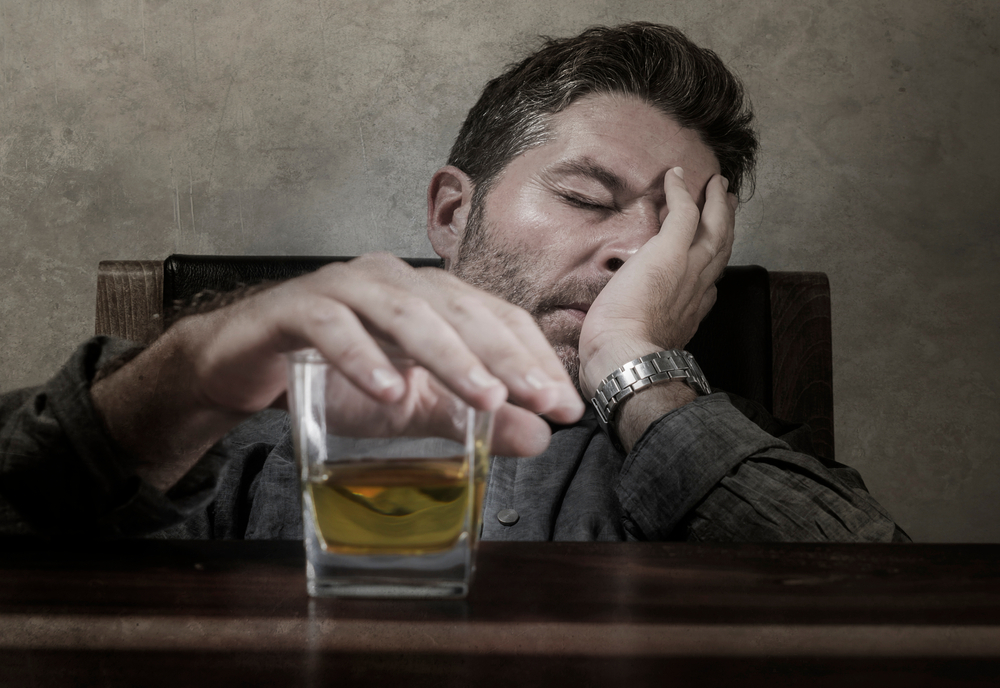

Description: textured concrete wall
[1,1,997,542]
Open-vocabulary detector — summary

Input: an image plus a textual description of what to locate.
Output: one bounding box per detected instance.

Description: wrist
[588,349,710,453]
[91,318,250,492]
[614,381,696,452]
[579,337,659,399]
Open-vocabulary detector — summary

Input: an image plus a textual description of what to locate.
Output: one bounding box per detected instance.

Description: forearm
[677,454,910,542]
[616,394,907,543]
[90,318,251,493]
[0,337,229,538]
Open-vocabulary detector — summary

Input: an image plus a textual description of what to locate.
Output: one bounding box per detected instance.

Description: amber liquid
[307,457,473,555]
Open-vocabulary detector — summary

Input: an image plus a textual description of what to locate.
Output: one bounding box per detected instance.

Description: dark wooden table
[2,540,999,686]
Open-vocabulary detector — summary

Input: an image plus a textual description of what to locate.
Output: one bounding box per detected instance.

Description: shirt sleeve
[0,337,232,538]
[615,392,910,543]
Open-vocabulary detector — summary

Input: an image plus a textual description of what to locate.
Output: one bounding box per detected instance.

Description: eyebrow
[545,158,630,195]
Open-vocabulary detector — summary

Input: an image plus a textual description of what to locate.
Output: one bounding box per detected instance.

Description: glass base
[303,523,473,599]
[307,575,468,599]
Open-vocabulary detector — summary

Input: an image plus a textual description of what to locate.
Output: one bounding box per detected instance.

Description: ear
[426,165,474,269]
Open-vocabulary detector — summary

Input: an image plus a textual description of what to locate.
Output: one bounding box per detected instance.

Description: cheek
[487,188,576,251]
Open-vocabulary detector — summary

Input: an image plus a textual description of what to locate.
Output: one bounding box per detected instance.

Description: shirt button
[497,509,519,526]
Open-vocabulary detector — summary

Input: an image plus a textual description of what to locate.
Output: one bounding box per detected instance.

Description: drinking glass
[286,349,493,598]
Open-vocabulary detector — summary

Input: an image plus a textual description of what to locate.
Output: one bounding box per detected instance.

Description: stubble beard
[449,200,608,395]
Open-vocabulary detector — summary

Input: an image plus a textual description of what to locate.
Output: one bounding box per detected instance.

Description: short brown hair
[448,23,758,203]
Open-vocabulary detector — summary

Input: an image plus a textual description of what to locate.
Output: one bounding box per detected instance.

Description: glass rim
[286,348,328,364]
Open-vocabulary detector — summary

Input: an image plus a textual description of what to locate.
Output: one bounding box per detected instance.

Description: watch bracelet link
[590,350,711,447]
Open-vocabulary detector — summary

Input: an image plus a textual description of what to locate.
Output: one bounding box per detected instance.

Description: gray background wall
[1,0,997,542]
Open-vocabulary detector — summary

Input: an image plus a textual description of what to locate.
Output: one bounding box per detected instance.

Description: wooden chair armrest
[95,260,164,345]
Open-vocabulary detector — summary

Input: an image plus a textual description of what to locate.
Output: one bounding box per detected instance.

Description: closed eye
[560,193,615,213]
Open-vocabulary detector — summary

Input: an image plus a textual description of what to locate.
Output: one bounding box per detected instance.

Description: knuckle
[300,298,350,328]
[449,293,489,319]
[345,252,412,283]
[387,294,432,322]
[355,251,401,268]
[310,260,349,282]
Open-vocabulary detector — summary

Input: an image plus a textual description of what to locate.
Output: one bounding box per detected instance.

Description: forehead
[522,93,720,193]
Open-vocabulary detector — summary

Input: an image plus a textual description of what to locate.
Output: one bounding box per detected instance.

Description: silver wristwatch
[590,350,711,449]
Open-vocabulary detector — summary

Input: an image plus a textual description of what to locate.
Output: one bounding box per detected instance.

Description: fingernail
[524,367,553,390]
[721,177,730,191]
[673,167,685,179]
[371,368,404,393]
[469,365,501,390]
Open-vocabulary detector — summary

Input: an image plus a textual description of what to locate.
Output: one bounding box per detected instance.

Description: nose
[593,208,661,273]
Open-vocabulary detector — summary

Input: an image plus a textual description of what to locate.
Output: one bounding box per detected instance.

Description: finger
[437,289,584,423]
[193,285,408,414]
[659,167,702,249]
[693,175,736,257]
[409,268,584,408]
[490,403,553,457]
[332,264,581,421]
[688,176,735,289]
[274,292,408,403]
[689,237,731,294]
[695,285,718,325]
[327,279,511,412]
[301,259,581,421]
[420,269,577,388]
[321,364,467,442]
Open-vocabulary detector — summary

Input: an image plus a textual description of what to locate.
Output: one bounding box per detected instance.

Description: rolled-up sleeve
[616,393,908,543]
[0,337,230,538]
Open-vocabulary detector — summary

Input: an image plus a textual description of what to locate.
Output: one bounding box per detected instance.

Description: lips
[555,303,590,324]
[560,302,591,314]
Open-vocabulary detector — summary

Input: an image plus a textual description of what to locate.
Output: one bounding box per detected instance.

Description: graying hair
[447,23,758,210]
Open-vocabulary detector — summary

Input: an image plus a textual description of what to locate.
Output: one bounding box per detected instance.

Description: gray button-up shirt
[0,338,908,542]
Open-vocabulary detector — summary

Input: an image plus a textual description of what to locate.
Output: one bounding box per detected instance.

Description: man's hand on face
[91,253,584,492]
[577,168,737,448]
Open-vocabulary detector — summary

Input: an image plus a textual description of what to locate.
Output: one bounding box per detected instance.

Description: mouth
[556,303,590,321]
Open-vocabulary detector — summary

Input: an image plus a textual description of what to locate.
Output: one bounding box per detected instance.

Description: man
[0,23,907,541]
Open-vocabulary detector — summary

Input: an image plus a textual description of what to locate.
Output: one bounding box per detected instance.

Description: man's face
[450,93,720,384]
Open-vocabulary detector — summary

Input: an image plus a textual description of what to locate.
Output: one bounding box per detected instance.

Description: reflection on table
[2,539,1000,686]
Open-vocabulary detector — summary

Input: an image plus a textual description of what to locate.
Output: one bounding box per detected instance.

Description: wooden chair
[96,256,834,460]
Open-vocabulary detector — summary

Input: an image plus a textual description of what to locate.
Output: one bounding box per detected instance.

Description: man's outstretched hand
[91,253,584,492]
